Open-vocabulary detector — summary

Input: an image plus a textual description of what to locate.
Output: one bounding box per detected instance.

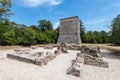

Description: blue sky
[10,0,120,32]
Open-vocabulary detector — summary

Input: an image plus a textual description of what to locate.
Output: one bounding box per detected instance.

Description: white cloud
[53,21,59,29]
[85,18,107,25]
[21,0,63,7]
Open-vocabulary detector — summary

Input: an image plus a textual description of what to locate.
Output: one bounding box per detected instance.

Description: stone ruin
[67,53,84,77]
[66,45,109,77]
[81,46,109,68]
[7,46,61,66]
[57,43,68,53]
[44,46,53,49]
[7,43,109,77]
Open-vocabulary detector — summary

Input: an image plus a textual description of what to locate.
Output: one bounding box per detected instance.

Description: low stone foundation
[84,55,109,68]
[67,53,84,77]
[7,48,61,66]
[7,54,47,66]
[66,45,109,77]
[44,46,53,49]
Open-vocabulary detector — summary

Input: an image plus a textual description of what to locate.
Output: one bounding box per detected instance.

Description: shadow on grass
[108,44,120,47]
[100,49,120,59]
[110,50,120,57]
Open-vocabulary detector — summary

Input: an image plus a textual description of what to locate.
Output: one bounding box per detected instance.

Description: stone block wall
[57,16,82,44]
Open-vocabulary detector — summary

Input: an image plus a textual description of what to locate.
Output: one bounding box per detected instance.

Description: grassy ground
[82,44,120,51]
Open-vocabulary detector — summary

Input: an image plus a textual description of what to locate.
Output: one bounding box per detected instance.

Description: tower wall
[57,16,82,44]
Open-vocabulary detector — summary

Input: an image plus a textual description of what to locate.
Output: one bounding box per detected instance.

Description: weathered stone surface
[57,43,68,53]
[67,53,84,77]
[31,46,38,49]
[35,58,48,65]
[84,55,109,68]
[57,16,82,44]
[8,47,60,66]
[44,46,53,49]
[81,46,101,58]
[68,45,82,50]
[14,48,31,54]
[45,52,56,61]
[62,47,68,53]
[80,46,109,68]
[54,50,61,55]
[67,65,82,77]
[31,52,44,57]
[46,52,53,56]
[81,46,100,53]
[7,54,35,64]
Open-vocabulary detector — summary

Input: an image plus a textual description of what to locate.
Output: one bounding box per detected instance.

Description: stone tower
[57,16,82,44]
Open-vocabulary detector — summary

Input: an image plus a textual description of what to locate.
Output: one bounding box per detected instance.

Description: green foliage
[84,30,109,43]
[0,23,15,45]
[35,30,58,44]
[2,29,16,45]
[16,28,36,45]
[100,31,109,43]
[0,0,13,23]
[0,0,116,46]
[0,0,111,45]
[111,14,120,45]
[38,20,53,31]
[0,19,59,46]
[84,31,96,43]
[80,20,86,43]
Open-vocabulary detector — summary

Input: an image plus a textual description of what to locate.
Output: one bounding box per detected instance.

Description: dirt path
[0,49,120,80]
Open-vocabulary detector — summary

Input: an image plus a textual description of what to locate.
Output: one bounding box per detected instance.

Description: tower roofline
[60,16,80,22]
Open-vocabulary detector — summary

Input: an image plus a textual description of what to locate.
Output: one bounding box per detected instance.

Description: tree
[28,25,37,30]
[84,30,109,44]
[111,14,120,45]
[93,31,102,43]
[38,20,53,31]
[80,20,86,43]
[100,30,109,43]
[0,22,17,45]
[0,0,13,23]
[2,29,16,45]
[35,32,49,44]
[84,31,96,43]
[16,28,36,45]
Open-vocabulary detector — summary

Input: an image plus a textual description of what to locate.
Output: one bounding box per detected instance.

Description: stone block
[67,53,84,77]
[31,46,38,49]
[44,46,53,49]
[84,55,109,68]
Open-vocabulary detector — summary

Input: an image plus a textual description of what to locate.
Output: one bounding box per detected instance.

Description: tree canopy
[111,14,120,45]
[0,0,13,23]
[80,20,86,43]
[38,20,53,31]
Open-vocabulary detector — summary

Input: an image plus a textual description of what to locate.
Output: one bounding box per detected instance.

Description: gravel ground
[0,48,120,80]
